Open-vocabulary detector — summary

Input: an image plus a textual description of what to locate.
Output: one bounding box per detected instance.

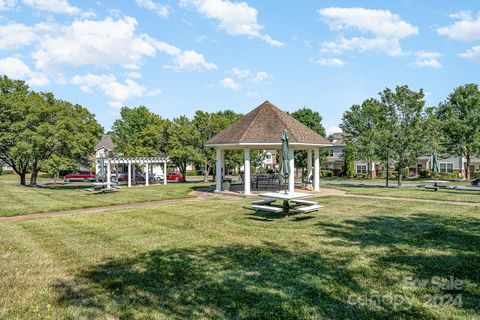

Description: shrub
[473,172,480,179]
[0,166,2,175]
[419,169,431,179]
[354,173,368,179]
[321,170,333,177]
[437,172,458,180]
[401,168,410,178]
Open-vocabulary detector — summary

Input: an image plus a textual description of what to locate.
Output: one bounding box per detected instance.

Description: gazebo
[205,101,332,195]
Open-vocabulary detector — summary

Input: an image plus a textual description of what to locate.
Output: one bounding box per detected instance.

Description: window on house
[439,163,454,173]
[356,164,367,174]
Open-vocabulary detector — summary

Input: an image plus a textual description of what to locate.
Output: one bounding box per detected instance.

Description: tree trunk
[30,164,39,186]
[19,173,26,186]
[181,162,187,182]
[466,155,471,181]
[385,152,389,187]
[30,169,38,186]
[204,164,209,182]
[397,168,402,187]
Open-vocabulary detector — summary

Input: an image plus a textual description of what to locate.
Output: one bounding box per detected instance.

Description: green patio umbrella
[431,152,439,175]
[280,130,290,194]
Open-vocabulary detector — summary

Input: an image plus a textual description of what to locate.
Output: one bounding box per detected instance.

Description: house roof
[95,134,115,151]
[205,101,331,147]
[328,132,347,146]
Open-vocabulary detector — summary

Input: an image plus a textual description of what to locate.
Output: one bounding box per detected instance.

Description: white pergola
[205,101,332,195]
[96,157,169,188]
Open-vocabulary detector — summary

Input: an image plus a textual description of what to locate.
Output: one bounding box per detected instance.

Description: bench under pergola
[205,101,332,195]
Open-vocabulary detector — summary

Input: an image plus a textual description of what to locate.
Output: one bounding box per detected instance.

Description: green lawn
[0,174,203,217]
[324,184,480,203]
[0,196,478,319]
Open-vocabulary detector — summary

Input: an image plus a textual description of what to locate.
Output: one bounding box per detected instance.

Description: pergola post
[288,148,295,193]
[314,148,320,191]
[106,160,111,189]
[244,148,251,195]
[128,161,132,187]
[145,162,149,186]
[163,161,167,185]
[307,149,312,188]
[215,149,224,192]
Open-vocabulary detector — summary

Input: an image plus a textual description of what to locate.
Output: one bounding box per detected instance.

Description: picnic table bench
[85,182,119,194]
[252,192,323,216]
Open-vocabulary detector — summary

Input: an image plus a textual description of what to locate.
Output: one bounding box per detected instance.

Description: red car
[167,172,183,181]
[64,171,96,182]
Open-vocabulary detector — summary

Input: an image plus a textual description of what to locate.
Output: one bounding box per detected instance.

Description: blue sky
[1,0,480,134]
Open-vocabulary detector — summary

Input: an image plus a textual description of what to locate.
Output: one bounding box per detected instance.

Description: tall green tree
[0,76,102,186]
[436,83,480,180]
[0,76,33,185]
[112,106,168,157]
[379,85,429,186]
[343,142,356,178]
[192,110,242,181]
[290,107,327,174]
[167,116,203,182]
[340,98,383,179]
[28,95,102,186]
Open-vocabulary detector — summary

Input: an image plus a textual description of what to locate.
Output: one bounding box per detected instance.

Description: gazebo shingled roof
[205,101,331,146]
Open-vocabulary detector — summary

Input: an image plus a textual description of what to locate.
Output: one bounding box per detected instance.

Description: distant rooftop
[95,134,115,151]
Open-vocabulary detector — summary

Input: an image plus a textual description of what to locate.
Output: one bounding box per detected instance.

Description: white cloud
[229,67,250,78]
[0,23,37,50]
[412,51,442,68]
[0,0,16,11]
[326,125,342,136]
[0,57,49,86]
[251,71,271,83]
[318,7,418,56]
[459,46,480,63]
[71,73,160,108]
[32,17,157,71]
[180,0,283,47]
[30,16,216,72]
[246,91,258,98]
[319,7,418,38]
[321,36,403,56]
[437,11,480,41]
[135,0,169,18]
[316,57,344,67]
[219,77,240,90]
[124,71,142,79]
[167,49,217,71]
[22,0,81,15]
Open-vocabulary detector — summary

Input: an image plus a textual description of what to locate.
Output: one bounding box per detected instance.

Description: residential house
[322,132,375,177]
[1,160,12,172]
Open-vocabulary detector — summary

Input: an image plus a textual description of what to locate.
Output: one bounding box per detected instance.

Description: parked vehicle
[471,178,480,186]
[167,172,183,181]
[64,171,96,182]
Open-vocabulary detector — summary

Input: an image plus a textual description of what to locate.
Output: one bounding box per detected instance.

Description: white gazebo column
[163,161,167,185]
[307,149,312,188]
[244,148,251,195]
[145,162,149,186]
[106,160,111,189]
[215,149,224,192]
[288,148,295,193]
[314,148,320,191]
[127,161,132,187]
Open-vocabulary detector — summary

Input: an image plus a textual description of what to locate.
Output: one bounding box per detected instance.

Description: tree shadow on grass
[315,214,480,314]
[52,243,437,319]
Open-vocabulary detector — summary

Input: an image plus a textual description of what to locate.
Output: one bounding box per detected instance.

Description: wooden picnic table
[253,192,323,215]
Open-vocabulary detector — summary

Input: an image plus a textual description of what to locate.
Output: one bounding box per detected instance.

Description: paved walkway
[1,187,477,222]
